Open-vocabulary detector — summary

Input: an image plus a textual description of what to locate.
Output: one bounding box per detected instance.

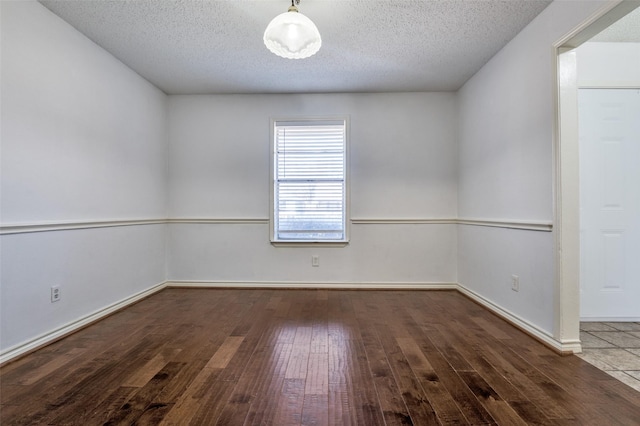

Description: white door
[579,88,640,320]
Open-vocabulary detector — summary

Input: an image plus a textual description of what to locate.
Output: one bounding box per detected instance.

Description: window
[271,118,348,243]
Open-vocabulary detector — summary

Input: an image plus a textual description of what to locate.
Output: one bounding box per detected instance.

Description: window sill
[271,240,349,248]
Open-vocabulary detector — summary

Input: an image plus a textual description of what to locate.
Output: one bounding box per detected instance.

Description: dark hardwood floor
[1,289,639,425]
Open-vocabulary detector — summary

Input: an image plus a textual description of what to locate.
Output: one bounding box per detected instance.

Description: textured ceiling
[39,0,553,95]
[590,7,640,42]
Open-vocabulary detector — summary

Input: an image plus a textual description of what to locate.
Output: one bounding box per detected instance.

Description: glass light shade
[264,10,321,59]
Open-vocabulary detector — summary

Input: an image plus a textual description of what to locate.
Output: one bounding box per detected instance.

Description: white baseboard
[456,285,582,354]
[0,281,168,365]
[166,280,458,290]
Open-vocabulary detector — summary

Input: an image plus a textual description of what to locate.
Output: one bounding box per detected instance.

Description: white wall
[577,42,640,87]
[0,2,168,353]
[457,0,608,336]
[167,93,458,284]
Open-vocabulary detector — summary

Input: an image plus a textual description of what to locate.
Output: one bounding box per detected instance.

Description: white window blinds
[273,120,346,241]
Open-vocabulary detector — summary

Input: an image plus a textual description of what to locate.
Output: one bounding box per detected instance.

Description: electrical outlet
[511,275,519,292]
[51,286,61,302]
[312,255,319,267]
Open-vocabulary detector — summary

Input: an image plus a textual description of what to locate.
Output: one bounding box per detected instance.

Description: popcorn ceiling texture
[39,0,552,94]
[591,7,640,43]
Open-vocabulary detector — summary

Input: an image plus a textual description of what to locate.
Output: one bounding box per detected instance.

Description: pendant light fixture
[263,0,321,59]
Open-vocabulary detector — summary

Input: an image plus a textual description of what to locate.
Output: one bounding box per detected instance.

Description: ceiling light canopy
[263,0,321,59]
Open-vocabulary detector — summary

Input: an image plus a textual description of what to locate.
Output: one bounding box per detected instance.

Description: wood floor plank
[2,323,159,406]
[416,328,499,425]
[134,401,175,426]
[342,295,386,426]
[182,371,238,425]
[244,341,294,425]
[457,370,528,426]
[358,320,412,425]
[316,289,329,301]
[265,295,283,311]
[439,322,559,425]
[122,347,182,387]
[311,322,329,354]
[2,288,639,425]
[301,394,329,426]
[101,361,186,425]
[396,336,470,425]
[17,336,166,425]
[79,385,139,425]
[205,336,245,369]
[305,353,329,395]
[471,316,514,340]
[273,378,306,425]
[375,325,440,425]
[480,344,574,421]
[328,383,356,425]
[193,293,277,425]
[18,347,87,386]
[285,326,313,379]
[216,320,288,425]
[158,368,222,425]
[153,358,208,404]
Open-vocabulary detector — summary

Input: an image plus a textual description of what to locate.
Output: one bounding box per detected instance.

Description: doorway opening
[555,1,640,352]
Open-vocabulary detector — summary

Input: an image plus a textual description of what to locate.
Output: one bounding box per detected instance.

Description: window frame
[269,116,350,246]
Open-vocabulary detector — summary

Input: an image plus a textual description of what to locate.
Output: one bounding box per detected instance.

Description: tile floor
[577,322,640,392]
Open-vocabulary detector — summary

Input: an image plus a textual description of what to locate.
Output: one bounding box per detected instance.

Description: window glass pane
[273,120,346,241]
